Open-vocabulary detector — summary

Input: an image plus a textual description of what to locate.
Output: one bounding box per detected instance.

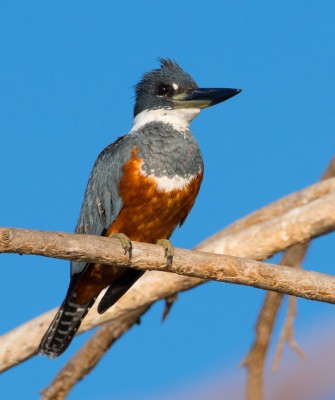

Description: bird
[39,58,241,357]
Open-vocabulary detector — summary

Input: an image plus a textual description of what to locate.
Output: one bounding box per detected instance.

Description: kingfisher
[39,59,241,357]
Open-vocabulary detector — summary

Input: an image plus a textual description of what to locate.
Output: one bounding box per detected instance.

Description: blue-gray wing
[71,135,133,276]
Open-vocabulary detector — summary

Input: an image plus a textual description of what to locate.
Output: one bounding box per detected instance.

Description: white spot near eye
[172,82,179,91]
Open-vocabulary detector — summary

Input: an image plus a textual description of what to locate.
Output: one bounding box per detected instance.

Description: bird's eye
[157,84,173,97]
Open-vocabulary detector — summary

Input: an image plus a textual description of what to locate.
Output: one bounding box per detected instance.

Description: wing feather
[71,135,133,276]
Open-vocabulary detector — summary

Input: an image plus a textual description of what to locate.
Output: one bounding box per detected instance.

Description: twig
[161,293,178,322]
[241,243,309,400]
[272,295,304,373]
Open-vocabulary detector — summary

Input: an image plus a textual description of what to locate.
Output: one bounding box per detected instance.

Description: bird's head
[134,58,241,121]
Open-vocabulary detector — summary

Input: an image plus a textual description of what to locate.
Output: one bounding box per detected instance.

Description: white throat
[130,108,201,132]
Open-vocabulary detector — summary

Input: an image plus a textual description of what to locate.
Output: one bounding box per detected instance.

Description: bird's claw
[111,233,132,259]
[156,239,174,267]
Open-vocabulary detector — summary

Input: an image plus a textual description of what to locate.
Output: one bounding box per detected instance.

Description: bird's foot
[156,239,174,267]
[110,233,132,260]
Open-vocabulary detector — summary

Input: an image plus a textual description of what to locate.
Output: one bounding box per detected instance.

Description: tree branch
[1,214,335,302]
[242,156,335,400]
[241,243,309,400]
[198,176,335,251]
[272,294,304,373]
[42,167,335,399]
[1,179,335,372]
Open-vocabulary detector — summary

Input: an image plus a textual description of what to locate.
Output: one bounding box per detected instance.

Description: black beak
[173,88,241,109]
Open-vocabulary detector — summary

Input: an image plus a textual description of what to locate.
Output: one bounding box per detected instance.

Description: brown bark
[0,178,335,374]
[242,243,309,400]
[198,176,335,249]
[242,157,335,400]
[40,160,335,399]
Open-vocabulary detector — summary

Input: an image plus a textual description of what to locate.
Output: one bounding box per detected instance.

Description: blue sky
[1,1,335,399]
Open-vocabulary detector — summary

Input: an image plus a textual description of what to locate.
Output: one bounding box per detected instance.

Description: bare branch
[1,179,335,372]
[198,176,335,250]
[242,242,310,400]
[241,290,284,400]
[242,157,335,400]
[43,168,335,398]
[2,187,335,265]
[1,204,335,302]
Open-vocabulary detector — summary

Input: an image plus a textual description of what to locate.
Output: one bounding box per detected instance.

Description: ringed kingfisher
[39,59,241,357]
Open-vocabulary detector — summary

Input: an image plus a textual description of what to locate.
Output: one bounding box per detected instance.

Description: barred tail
[39,281,96,358]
